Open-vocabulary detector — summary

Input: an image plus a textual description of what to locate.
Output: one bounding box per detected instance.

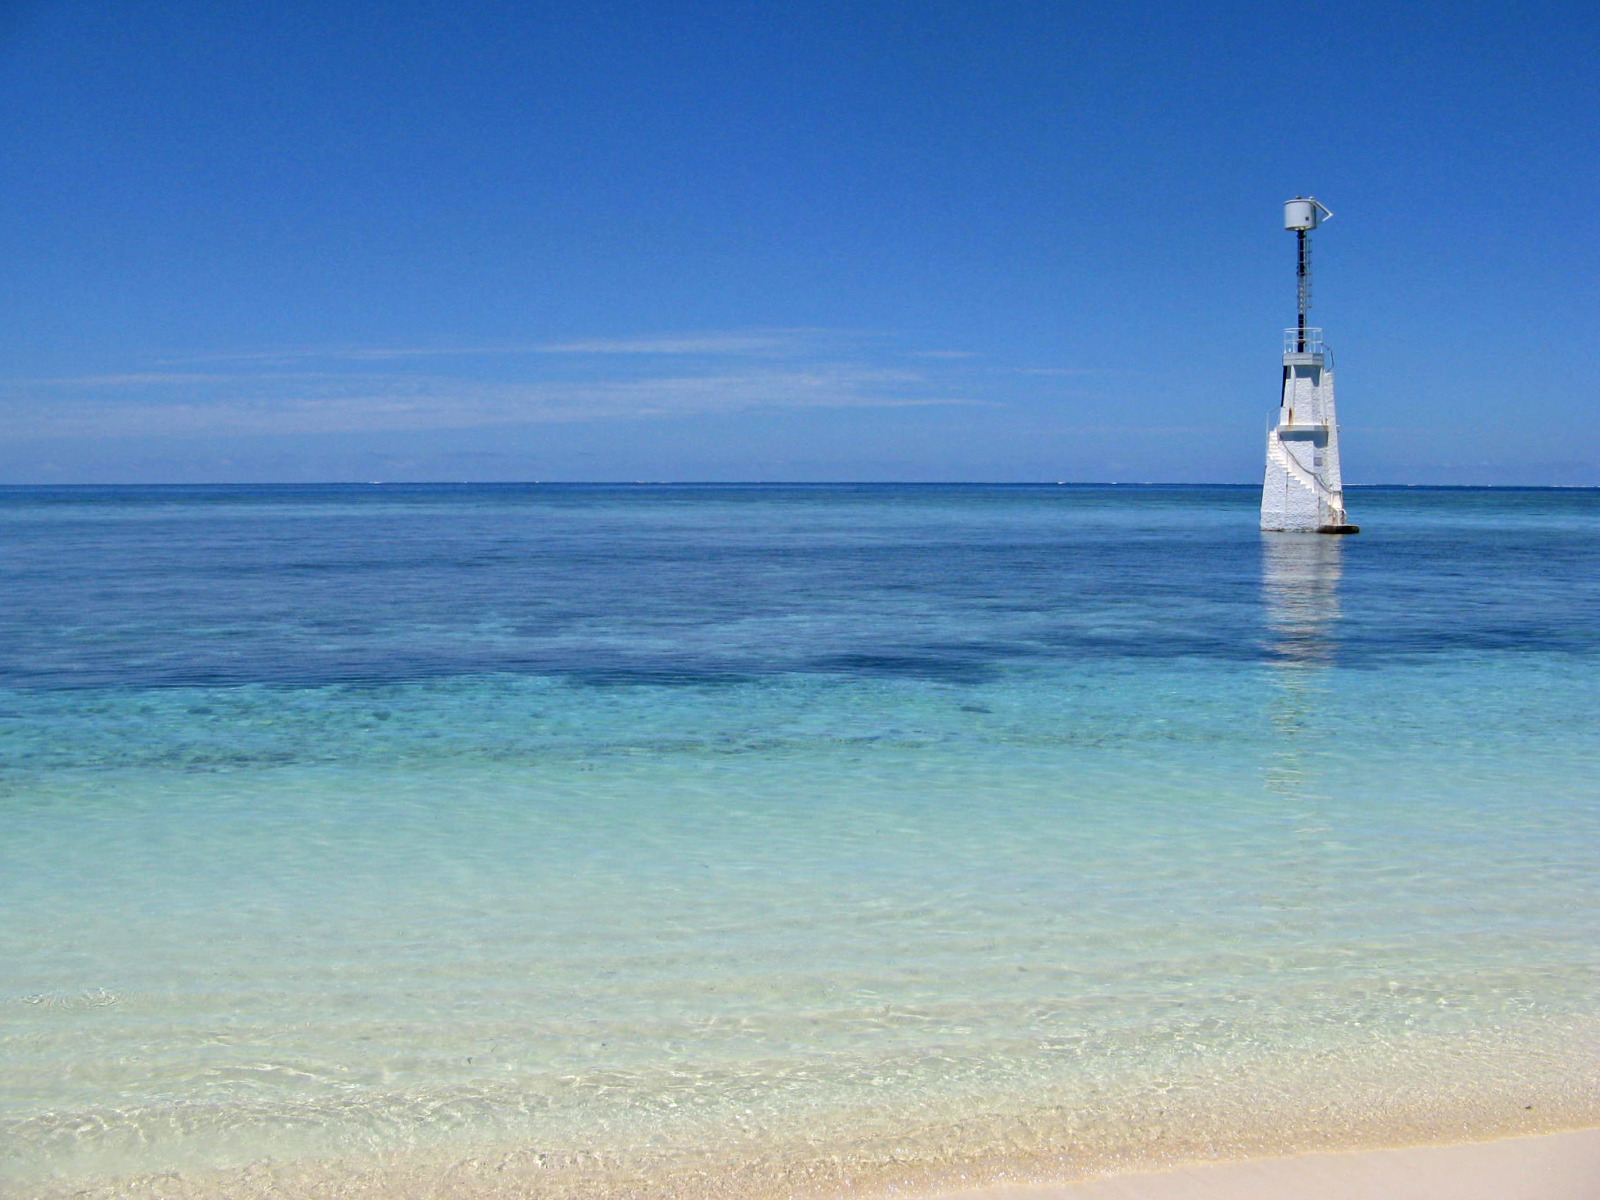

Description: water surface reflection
[1261,534,1343,809]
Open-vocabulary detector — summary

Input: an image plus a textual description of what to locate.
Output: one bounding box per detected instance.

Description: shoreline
[924,1126,1600,1200]
[13,1015,1600,1196]
[17,1102,1600,1200]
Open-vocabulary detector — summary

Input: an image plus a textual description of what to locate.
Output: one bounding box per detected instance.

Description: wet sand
[19,1123,1600,1200]
[930,1127,1600,1200]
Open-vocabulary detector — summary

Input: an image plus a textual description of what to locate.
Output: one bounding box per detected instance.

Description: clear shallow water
[3,484,1599,1198]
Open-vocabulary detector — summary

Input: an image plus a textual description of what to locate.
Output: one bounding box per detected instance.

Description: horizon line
[1,480,1596,491]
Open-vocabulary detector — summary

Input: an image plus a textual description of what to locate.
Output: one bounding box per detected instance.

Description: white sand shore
[929,1127,1600,1200]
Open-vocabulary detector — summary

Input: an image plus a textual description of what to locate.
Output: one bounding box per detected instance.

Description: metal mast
[1296,226,1310,352]
[1285,197,1331,352]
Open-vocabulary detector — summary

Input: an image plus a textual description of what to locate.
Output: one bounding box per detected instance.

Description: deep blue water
[5,484,1597,692]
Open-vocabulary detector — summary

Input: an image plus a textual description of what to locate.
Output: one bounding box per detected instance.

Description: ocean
[3,483,1598,1199]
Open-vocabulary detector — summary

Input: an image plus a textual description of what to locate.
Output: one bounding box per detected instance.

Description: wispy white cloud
[2,363,973,439]
[0,329,1045,441]
[1013,367,1118,377]
[17,371,336,387]
[535,333,800,355]
[159,347,540,366]
[162,328,845,366]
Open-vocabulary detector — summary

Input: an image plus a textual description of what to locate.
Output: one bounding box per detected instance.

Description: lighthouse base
[1259,345,1352,534]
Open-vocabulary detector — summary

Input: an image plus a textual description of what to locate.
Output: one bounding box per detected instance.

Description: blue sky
[2,0,1596,483]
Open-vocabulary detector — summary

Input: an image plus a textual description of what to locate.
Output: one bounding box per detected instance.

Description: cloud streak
[159,328,848,366]
[4,363,973,439]
[534,332,802,355]
[7,330,1116,443]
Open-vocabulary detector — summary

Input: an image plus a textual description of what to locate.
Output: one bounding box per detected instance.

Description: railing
[1266,429,1340,507]
[1284,327,1325,355]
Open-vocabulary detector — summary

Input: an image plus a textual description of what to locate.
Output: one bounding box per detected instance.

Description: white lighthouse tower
[1260,197,1358,534]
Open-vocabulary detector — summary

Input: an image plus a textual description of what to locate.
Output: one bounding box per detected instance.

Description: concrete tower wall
[1260,349,1352,533]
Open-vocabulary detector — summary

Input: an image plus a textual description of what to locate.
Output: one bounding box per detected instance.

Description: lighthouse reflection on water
[1262,532,1343,668]
[1261,533,1343,805]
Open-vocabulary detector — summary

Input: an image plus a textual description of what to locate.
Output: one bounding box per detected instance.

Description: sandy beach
[932,1127,1600,1200]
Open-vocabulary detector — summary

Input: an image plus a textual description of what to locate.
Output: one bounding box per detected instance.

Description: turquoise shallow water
[2,485,1599,1197]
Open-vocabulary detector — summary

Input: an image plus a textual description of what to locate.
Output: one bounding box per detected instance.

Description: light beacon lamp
[1260,197,1357,534]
